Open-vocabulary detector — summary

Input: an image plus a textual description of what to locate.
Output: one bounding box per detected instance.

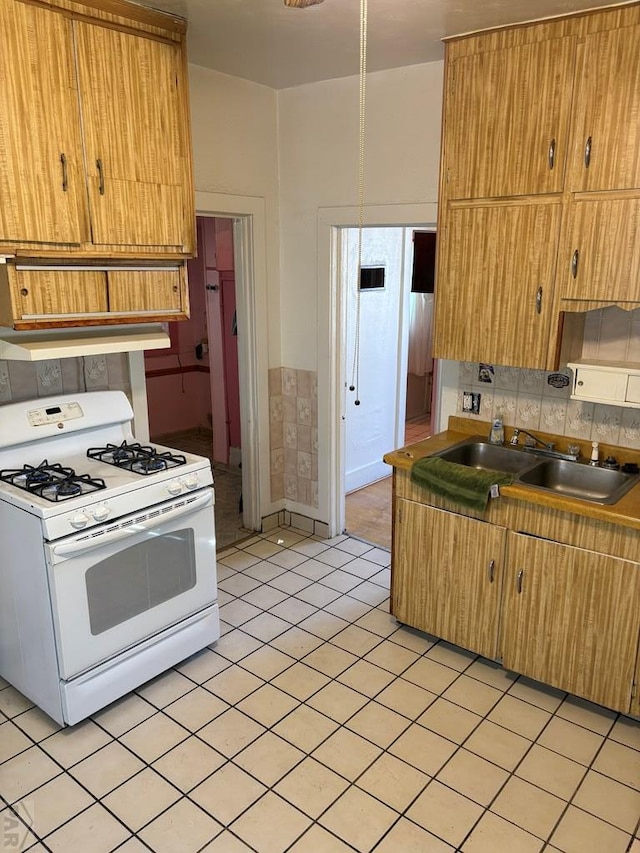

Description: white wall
[277,62,443,371]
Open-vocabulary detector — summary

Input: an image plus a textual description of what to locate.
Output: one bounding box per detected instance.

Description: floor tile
[138,797,222,853]
[270,597,318,625]
[572,769,640,833]
[237,645,295,680]
[374,817,456,852]
[442,674,503,716]
[230,791,311,853]
[273,704,339,752]
[241,612,294,642]
[217,573,263,598]
[197,708,265,758]
[0,686,34,718]
[464,658,517,692]
[356,608,402,638]
[270,626,324,659]
[164,686,229,731]
[515,744,586,800]
[319,785,398,851]
[271,662,331,701]
[375,677,437,720]
[0,721,31,763]
[234,731,305,786]
[555,695,617,736]
[176,649,232,683]
[312,728,382,781]
[464,719,531,771]
[201,831,254,851]
[362,639,418,675]
[237,683,299,727]
[592,739,640,791]
[0,746,62,804]
[0,805,39,851]
[43,803,130,853]
[425,641,477,672]
[119,713,188,764]
[218,599,262,627]
[294,583,342,607]
[389,723,457,776]
[307,680,369,723]
[274,757,349,818]
[242,584,290,610]
[324,595,372,622]
[287,824,355,851]
[418,697,482,744]
[102,767,180,832]
[608,715,640,751]
[436,748,510,806]
[537,716,604,766]
[487,694,551,741]
[508,676,566,713]
[152,736,225,792]
[330,624,382,656]
[406,779,484,848]
[204,666,264,704]
[345,700,411,748]
[214,629,263,662]
[40,719,111,768]
[336,659,395,697]
[356,752,430,812]
[11,706,62,742]
[298,611,350,640]
[550,805,632,853]
[191,763,266,825]
[491,775,566,839]
[69,741,145,798]
[137,670,198,709]
[302,643,358,678]
[23,773,94,837]
[460,810,543,852]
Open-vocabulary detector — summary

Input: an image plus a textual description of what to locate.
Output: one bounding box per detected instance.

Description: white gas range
[0,390,219,726]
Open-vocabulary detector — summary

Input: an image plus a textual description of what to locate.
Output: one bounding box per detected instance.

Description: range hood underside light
[0,325,171,361]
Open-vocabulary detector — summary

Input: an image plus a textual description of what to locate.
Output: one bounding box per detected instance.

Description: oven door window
[85,528,197,635]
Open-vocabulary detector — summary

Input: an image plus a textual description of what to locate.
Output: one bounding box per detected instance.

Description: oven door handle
[50,491,214,559]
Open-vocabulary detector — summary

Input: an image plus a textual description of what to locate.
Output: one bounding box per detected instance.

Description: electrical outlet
[471,393,481,414]
[463,391,482,413]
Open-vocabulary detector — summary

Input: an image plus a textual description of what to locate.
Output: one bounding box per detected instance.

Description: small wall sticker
[478,364,494,383]
[547,372,570,389]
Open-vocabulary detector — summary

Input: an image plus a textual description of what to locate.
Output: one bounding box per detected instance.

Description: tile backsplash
[0,354,131,406]
[455,308,640,451]
[269,367,318,508]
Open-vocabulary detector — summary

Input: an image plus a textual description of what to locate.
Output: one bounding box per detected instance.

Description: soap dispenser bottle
[489,411,504,445]
[589,441,599,466]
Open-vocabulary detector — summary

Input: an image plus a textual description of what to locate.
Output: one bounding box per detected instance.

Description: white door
[344,227,410,493]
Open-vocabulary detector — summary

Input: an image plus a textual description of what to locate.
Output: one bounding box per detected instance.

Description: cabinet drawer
[569,362,640,408]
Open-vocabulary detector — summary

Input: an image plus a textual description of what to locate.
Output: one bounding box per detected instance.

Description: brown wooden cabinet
[0,0,194,259]
[434,6,640,368]
[501,531,640,712]
[393,499,505,659]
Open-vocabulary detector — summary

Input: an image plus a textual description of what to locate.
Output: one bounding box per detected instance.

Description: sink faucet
[509,428,555,451]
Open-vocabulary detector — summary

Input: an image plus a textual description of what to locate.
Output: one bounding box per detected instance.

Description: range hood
[0,324,170,361]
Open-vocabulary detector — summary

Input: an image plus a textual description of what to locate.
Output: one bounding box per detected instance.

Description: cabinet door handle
[571,249,579,279]
[548,138,556,170]
[487,559,495,583]
[516,569,524,594]
[60,153,68,192]
[584,136,592,168]
[96,159,105,195]
[536,286,543,315]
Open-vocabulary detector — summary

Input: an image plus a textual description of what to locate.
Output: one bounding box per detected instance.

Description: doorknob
[206,284,219,291]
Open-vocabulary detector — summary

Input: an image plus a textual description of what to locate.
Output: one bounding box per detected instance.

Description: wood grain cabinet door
[502,532,640,713]
[433,201,562,368]
[107,269,186,315]
[74,21,192,252]
[568,24,640,192]
[443,35,575,200]
[562,197,640,304]
[393,500,506,659]
[11,269,107,320]
[0,0,87,245]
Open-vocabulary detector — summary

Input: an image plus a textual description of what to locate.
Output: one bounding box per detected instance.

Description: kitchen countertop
[383,416,640,533]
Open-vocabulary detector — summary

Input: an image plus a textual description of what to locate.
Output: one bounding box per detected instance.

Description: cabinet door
[74,22,191,251]
[433,202,562,368]
[0,0,87,245]
[107,269,186,315]
[568,25,640,192]
[11,269,107,319]
[443,36,574,200]
[562,197,640,303]
[393,500,505,659]
[502,532,640,712]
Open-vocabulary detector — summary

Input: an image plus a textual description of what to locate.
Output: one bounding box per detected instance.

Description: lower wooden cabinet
[501,531,640,712]
[391,492,640,714]
[0,263,189,329]
[393,499,505,659]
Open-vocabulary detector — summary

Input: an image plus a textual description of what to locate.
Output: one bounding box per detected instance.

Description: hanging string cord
[349,0,367,406]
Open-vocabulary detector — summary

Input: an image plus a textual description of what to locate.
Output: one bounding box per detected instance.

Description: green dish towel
[410,456,513,512]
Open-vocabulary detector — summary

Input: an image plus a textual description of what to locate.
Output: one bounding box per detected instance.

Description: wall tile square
[282,368,297,397]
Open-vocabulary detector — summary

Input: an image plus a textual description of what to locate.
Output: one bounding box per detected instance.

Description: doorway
[144,215,250,550]
[341,225,435,549]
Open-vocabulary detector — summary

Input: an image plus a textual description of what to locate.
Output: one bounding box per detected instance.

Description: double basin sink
[432,436,640,505]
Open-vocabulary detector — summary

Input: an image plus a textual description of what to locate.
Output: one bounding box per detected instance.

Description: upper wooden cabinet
[434,5,640,368]
[0,0,195,258]
[443,35,575,200]
[568,23,640,193]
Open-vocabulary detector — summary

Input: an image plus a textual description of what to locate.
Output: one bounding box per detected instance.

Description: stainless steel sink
[434,437,538,475]
[516,458,640,505]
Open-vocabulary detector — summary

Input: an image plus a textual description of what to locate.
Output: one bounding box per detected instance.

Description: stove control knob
[70,513,89,529]
[183,474,199,490]
[92,504,110,521]
[167,481,183,496]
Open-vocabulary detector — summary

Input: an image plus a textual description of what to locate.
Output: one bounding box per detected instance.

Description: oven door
[45,489,217,680]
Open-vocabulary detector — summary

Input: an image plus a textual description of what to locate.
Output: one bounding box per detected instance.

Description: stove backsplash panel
[0,354,131,406]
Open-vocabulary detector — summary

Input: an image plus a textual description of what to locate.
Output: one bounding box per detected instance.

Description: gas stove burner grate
[0,460,107,502]
[87,441,187,475]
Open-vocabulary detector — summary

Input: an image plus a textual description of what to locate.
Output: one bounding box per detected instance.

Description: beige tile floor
[1,527,639,852]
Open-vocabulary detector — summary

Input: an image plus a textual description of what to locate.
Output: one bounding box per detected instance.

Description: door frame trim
[318,202,437,538]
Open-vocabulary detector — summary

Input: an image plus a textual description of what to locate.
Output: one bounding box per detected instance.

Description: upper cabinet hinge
[631,681,637,699]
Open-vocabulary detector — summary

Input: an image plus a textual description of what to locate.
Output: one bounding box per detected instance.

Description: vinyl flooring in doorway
[154,428,250,551]
[345,414,431,550]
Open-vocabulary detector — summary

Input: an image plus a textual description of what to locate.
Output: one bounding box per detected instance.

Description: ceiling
[139,0,630,89]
